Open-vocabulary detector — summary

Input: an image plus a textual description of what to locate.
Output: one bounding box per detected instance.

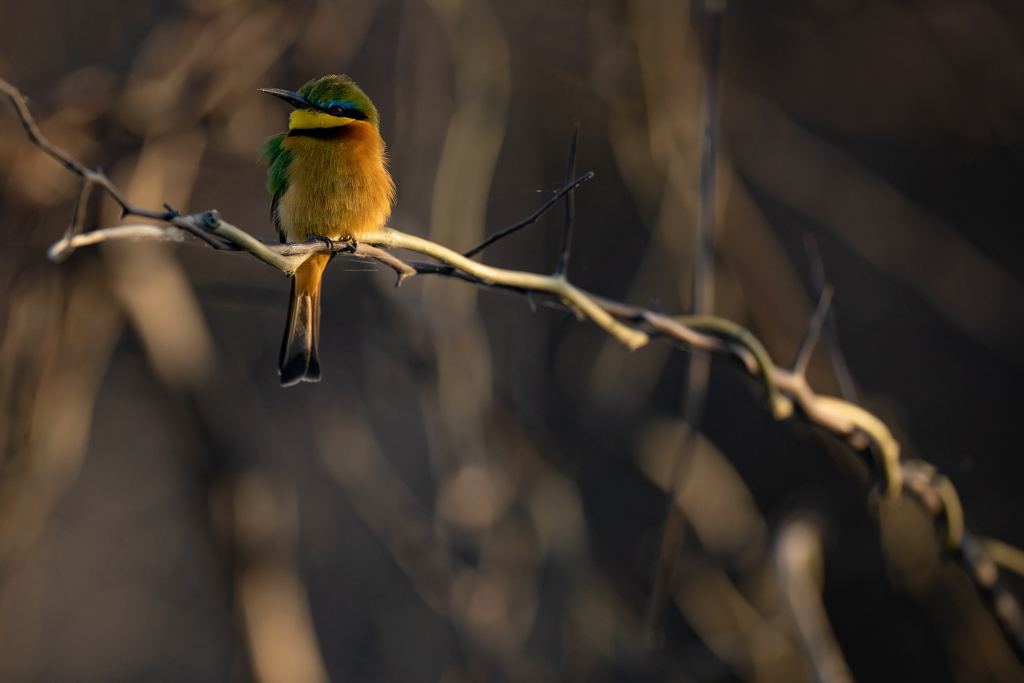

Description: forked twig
[463,171,594,259]
[49,179,94,262]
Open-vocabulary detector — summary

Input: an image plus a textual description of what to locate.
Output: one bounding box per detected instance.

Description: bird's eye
[329,105,345,116]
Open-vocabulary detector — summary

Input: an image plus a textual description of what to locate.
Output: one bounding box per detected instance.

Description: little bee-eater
[259,75,395,386]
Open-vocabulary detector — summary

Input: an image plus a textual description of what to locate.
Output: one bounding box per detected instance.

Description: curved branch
[363,228,649,349]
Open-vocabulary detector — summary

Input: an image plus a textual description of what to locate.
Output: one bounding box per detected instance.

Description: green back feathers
[298,74,380,130]
[260,134,291,195]
[259,133,292,232]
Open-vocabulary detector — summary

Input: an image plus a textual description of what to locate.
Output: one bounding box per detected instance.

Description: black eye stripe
[321,104,367,120]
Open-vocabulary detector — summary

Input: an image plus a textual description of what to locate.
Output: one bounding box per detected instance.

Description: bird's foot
[309,234,335,251]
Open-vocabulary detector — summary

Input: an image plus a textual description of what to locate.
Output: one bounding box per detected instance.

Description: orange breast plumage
[276,121,395,243]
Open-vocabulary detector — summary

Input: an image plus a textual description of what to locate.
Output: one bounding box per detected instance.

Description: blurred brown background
[1,0,1023,681]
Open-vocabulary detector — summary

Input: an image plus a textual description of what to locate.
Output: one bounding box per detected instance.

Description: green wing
[259,134,293,239]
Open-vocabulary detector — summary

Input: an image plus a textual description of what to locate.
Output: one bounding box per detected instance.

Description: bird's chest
[278,143,369,242]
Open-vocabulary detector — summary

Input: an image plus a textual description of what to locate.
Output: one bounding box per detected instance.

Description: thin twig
[804,233,858,404]
[692,6,723,317]
[462,172,594,259]
[353,244,418,285]
[554,122,579,276]
[791,284,835,377]
[49,179,94,262]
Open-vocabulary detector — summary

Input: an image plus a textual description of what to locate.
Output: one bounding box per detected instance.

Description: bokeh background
[1,0,1023,681]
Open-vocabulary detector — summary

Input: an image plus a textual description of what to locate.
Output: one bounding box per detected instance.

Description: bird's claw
[310,234,334,251]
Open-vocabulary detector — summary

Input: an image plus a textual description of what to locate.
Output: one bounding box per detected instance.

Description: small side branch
[804,233,858,403]
[553,122,579,276]
[49,179,94,262]
[462,171,594,259]
[791,284,834,377]
[353,244,418,285]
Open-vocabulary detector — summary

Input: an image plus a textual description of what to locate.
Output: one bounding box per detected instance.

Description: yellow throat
[289,109,356,130]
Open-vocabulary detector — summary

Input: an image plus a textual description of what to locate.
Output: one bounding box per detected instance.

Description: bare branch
[353,243,418,285]
[899,461,1024,654]
[900,460,963,551]
[48,225,187,259]
[961,532,1024,656]
[366,228,650,349]
[462,171,594,259]
[268,238,415,285]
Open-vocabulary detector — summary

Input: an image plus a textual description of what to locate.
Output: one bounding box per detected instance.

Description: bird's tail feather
[279,253,328,386]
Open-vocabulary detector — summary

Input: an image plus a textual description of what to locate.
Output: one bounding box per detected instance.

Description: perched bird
[259,75,395,386]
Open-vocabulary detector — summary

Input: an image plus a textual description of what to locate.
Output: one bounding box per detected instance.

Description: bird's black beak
[258,88,313,109]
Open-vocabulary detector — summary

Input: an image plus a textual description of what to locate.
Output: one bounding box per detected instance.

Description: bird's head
[259,74,380,131]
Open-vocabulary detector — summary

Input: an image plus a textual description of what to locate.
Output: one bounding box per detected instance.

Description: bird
[258,75,395,386]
